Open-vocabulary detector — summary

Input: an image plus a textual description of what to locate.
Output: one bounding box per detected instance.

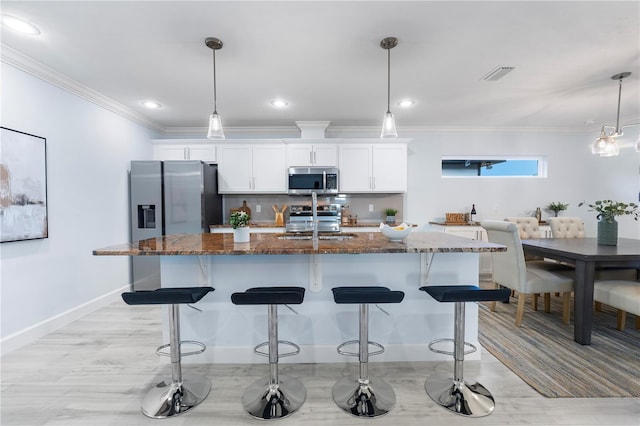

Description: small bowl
[379,222,412,241]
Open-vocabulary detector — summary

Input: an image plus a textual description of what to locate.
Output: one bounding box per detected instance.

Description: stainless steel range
[286,203,341,233]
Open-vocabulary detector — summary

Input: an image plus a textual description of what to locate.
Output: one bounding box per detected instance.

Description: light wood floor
[1,301,639,425]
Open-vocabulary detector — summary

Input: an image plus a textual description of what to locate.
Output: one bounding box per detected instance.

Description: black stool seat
[231,287,305,305]
[420,285,510,303]
[122,287,214,305]
[332,286,405,304]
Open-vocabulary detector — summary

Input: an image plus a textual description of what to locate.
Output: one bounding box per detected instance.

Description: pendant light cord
[212,49,218,114]
[615,77,622,134]
[386,47,391,114]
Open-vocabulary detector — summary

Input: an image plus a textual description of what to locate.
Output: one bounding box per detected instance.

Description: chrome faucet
[311,191,319,243]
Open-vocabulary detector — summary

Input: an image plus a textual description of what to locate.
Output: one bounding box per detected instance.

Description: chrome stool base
[141,377,211,419]
[242,375,306,420]
[425,373,495,418]
[332,376,395,418]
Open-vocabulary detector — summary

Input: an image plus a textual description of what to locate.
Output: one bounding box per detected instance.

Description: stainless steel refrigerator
[129,160,223,290]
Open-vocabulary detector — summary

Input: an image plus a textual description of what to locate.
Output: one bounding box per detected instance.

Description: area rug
[478,296,640,398]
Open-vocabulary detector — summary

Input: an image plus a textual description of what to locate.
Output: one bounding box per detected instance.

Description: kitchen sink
[277,232,357,241]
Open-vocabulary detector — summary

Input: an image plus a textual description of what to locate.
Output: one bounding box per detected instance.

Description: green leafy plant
[578,200,639,223]
[384,208,398,216]
[229,211,250,229]
[545,201,569,217]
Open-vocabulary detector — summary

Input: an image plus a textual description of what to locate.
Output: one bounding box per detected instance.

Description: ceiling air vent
[482,66,515,81]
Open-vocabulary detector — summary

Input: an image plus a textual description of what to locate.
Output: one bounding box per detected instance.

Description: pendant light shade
[205,37,225,140]
[591,72,635,157]
[380,37,398,138]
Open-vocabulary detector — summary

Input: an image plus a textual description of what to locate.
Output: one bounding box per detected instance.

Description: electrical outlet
[369,204,374,212]
[256,205,261,213]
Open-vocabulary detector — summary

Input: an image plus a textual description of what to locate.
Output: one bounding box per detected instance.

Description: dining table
[521,238,640,345]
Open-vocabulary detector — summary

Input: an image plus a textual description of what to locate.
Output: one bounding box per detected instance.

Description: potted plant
[578,200,639,245]
[230,211,251,243]
[384,208,398,225]
[545,201,569,217]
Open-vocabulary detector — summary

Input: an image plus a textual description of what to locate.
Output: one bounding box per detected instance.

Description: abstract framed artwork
[0,127,48,242]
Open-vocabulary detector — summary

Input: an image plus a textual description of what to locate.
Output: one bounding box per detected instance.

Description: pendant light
[591,72,635,157]
[380,37,398,138]
[205,37,225,139]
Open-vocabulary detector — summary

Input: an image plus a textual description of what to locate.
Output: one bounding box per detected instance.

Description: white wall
[327,128,639,238]
[0,64,156,352]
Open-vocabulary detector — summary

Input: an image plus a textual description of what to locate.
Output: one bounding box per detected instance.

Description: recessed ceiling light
[1,14,41,35]
[141,100,162,109]
[270,99,289,108]
[398,99,416,108]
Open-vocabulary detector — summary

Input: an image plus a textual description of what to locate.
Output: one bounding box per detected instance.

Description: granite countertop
[93,231,505,256]
[209,222,399,229]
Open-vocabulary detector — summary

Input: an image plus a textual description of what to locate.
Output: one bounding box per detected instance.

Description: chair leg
[515,294,526,327]
[595,301,602,312]
[616,310,627,331]
[635,315,640,330]
[562,293,571,325]
[141,304,211,419]
[424,301,495,417]
[532,293,538,311]
[241,305,306,420]
[332,303,396,418]
[543,293,551,313]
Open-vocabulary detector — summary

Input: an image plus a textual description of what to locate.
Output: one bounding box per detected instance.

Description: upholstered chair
[481,220,574,327]
[504,217,541,239]
[548,217,585,238]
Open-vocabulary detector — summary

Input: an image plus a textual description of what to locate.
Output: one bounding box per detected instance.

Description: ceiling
[1,1,639,135]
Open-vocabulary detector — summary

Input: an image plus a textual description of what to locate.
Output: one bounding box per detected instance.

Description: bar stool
[231,286,306,420]
[419,285,510,417]
[121,286,214,419]
[331,286,405,418]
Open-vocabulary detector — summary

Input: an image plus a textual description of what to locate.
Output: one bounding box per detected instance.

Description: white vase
[233,226,250,243]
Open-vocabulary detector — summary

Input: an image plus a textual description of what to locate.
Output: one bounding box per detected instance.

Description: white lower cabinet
[430,225,492,275]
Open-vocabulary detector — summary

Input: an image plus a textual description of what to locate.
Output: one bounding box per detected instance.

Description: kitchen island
[94,231,504,363]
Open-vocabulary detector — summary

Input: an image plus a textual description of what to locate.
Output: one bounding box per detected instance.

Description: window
[441,156,546,177]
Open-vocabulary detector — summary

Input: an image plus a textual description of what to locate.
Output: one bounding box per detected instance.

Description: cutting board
[230,200,251,218]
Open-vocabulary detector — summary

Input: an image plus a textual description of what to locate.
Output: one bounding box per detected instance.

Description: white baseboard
[0,285,129,356]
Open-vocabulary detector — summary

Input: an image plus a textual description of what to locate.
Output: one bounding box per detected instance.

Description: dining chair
[481,220,574,327]
[548,217,585,238]
[504,217,573,310]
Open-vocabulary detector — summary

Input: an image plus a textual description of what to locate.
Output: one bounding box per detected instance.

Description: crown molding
[1,44,166,134]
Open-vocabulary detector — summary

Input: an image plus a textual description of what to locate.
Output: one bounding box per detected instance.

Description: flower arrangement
[229,211,250,229]
[578,200,639,223]
[545,201,569,217]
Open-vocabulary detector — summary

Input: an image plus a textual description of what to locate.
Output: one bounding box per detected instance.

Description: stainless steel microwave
[287,167,339,195]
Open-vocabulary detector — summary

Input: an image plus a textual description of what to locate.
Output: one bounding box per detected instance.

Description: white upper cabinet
[338,142,407,193]
[286,142,337,167]
[218,143,286,193]
[152,140,217,162]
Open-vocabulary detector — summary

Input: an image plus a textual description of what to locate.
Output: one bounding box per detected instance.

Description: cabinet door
[313,144,337,166]
[187,145,216,162]
[338,144,372,192]
[372,144,407,192]
[153,144,187,160]
[252,144,287,193]
[287,144,313,166]
[218,145,252,193]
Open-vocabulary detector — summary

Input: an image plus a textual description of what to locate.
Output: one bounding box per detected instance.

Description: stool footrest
[337,340,384,357]
[428,338,476,356]
[254,340,300,358]
[156,340,206,357]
